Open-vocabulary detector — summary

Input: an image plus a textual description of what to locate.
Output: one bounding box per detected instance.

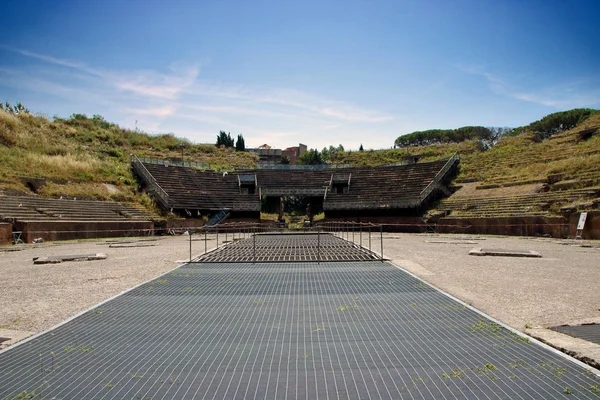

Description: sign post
[575,212,587,239]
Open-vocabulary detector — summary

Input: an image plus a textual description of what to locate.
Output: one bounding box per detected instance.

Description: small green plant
[470,319,502,333]
[410,302,417,307]
[485,363,497,370]
[95,309,104,315]
[105,381,115,389]
[5,391,37,399]
[508,361,527,368]
[131,373,143,380]
[65,344,94,353]
[590,384,599,394]
[563,386,572,394]
[554,367,568,378]
[524,323,532,329]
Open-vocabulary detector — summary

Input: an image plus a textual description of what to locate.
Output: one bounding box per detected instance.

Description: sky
[1,0,599,151]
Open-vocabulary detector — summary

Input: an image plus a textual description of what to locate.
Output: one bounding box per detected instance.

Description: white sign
[577,212,588,230]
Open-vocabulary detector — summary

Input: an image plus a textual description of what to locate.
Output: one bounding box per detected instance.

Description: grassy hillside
[0,111,257,202]
[334,113,600,188]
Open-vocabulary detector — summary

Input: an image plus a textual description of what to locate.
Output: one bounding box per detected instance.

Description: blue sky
[1,0,599,150]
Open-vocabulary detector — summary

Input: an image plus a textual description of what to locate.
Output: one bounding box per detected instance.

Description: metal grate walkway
[551,324,600,346]
[1,236,599,399]
[192,233,381,263]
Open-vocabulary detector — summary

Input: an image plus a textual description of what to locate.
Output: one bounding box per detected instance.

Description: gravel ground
[0,235,219,335]
[1,231,599,366]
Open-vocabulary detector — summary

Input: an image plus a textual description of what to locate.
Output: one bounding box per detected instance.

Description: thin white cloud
[458,64,600,109]
[122,106,176,117]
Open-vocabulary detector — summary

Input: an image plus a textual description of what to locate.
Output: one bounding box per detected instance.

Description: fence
[183,220,386,264]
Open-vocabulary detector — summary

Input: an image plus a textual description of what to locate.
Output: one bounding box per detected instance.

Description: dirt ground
[1,231,599,367]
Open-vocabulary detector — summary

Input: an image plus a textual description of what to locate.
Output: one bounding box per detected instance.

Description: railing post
[253,227,256,264]
[380,224,384,262]
[369,225,371,252]
[204,229,207,254]
[359,225,362,248]
[317,228,321,264]
[216,227,219,249]
[189,230,192,262]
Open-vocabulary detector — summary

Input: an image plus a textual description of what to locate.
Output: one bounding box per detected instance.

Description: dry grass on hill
[0,110,257,202]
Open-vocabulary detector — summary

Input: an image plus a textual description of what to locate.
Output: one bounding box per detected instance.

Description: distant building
[248,144,282,164]
[282,143,307,165]
[248,143,307,165]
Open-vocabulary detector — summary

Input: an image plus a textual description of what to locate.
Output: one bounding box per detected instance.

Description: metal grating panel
[193,233,381,263]
[551,324,600,345]
[0,236,599,399]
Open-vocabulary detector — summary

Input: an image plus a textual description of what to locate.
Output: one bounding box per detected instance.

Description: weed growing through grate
[65,344,94,353]
[477,364,500,381]
[440,368,463,379]
[145,278,169,294]
[590,384,599,394]
[508,361,527,368]
[470,319,502,333]
[410,302,417,307]
[105,381,115,389]
[314,326,325,333]
[337,304,358,311]
[131,372,143,380]
[563,386,572,394]
[181,287,194,294]
[4,391,37,399]
[95,309,104,315]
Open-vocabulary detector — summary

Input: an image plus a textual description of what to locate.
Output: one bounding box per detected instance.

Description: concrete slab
[469,248,542,257]
[33,253,107,264]
[0,329,35,350]
[108,243,156,248]
[424,240,478,244]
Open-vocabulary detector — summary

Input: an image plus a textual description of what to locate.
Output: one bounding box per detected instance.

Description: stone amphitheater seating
[141,163,260,211]
[435,187,600,218]
[139,158,456,213]
[325,160,449,210]
[0,195,154,222]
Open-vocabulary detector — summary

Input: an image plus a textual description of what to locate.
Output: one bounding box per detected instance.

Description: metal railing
[318,221,385,262]
[419,152,460,202]
[182,221,386,264]
[130,154,170,210]
[256,163,353,170]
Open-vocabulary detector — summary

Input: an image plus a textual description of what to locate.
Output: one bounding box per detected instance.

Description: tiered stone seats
[325,159,450,210]
[139,158,456,213]
[0,195,154,222]
[435,187,600,218]
[142,163,260,211]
